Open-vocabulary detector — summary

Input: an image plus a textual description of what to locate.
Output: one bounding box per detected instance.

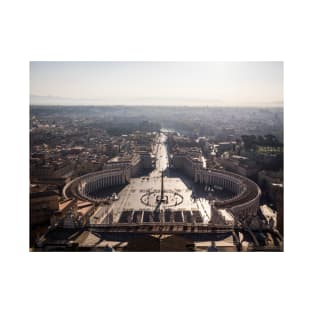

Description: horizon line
[30,103,283,108]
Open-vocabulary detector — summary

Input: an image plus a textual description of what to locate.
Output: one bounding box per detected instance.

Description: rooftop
[30,190,59,199]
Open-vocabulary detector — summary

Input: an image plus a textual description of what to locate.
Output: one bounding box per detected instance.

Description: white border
[1,1,313,313]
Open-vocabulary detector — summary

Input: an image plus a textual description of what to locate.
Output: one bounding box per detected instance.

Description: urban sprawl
[30,105,283,251]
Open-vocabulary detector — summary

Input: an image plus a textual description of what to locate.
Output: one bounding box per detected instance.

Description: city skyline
[30,62,283,107]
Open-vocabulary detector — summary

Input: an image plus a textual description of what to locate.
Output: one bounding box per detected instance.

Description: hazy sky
[30,62,283,106]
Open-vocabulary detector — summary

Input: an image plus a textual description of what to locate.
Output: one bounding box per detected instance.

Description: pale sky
[30,62,283,106]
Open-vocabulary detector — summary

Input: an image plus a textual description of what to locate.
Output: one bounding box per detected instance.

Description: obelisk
[160,170,164,201]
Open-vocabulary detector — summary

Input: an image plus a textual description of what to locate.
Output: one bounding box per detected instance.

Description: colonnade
[195,169,245,194]
[82,172,126,196]
[194,168,261,222]
[66,167,131,200]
